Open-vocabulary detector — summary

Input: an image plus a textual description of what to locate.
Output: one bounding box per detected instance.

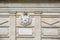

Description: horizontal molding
[0,34,9,38]
[0,8,60,13]
[0,3,60,8]
[16,26,34,28]
[0,26,9,28]
[16,36,34,38]
[42,26,60,28]
[42,36,60,39]
[41,15,60,18]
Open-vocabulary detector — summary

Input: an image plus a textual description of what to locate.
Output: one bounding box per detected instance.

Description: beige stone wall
[0,8,60,40]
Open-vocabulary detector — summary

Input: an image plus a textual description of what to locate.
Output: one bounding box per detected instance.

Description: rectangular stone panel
[42,28,58,36]
[42,39,59,40]
[17,28,33,35]
[0,28,9,35]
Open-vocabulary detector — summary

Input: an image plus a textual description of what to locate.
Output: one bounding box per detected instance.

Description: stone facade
[0,3,60,40]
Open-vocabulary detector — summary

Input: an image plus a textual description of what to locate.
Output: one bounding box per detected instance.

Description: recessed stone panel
[0,28,9,35]
[42,28,58,36]
[17,28,33,35]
